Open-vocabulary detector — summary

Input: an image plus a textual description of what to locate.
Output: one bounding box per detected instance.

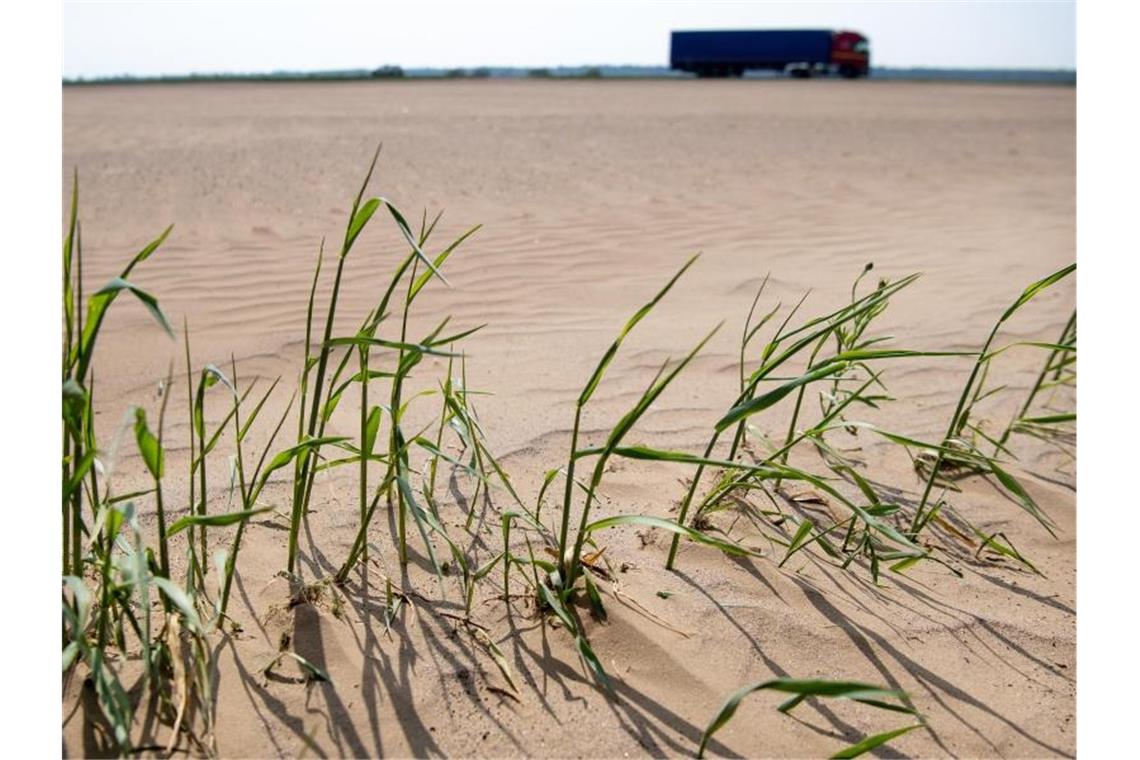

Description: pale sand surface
[63,80,1074,757]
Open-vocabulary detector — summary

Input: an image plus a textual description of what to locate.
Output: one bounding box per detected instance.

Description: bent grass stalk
[542,257,785,693]
[697,678,920,759]
[997,308,1076,450]
[557,254,698,583]
[565,322,722,590]
[910,263,1075,535]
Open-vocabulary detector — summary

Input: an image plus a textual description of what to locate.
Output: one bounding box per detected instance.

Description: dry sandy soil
[62,79,1074,758]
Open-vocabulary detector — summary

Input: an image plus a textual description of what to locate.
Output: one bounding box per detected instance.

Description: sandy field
[62,79,1074,758]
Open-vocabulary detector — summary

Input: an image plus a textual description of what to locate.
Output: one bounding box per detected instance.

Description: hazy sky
[63,1,1076,78]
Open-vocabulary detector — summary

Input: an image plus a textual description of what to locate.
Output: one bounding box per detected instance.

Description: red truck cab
[831,30,870,77]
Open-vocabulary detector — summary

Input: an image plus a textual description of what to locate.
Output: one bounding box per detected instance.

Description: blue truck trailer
[670,29,870,78]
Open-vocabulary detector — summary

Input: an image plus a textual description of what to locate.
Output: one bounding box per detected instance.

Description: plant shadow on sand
[150,502,1071,760]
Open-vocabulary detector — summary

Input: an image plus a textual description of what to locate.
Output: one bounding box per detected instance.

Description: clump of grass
[276,145,507,588]
[56,148,509,747]
[692,266,902,514]
[666,272,918,567]
[62,170,174,578]
[651,261,1077,585]
[501,256,760,693]
[62,176,288,754]
[281,158,507,589]
[557,255,730,590]
[718,264,1072,582]
[909,264,1075,537]
[662,269,951,580]
[996,308,1076,454]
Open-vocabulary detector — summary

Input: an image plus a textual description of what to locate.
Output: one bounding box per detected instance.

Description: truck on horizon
[670,29,870,78]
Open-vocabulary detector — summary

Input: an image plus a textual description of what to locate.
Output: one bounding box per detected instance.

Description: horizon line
[63,63,1078,84]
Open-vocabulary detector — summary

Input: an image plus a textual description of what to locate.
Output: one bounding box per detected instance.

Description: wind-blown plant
[662,271,942,576]
[501,256,760,693]
[996,308,1076,453]
[909,264,1075,537]
[61,176,274,754]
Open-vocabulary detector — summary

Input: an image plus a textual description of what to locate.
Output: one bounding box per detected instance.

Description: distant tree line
[443,67,492,78]
[371,65,404,78]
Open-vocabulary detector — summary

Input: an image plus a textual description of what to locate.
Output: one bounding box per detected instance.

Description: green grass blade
[120,225,173,279]
[578,254,698,406]
[830,724,922,759]
[780,519,815,566]
[382,200,452,287]
[344,197,380,255]
[410,225,481,300]
[132,407,163,479]
[362,406,383,456]
[1001,263,1075,322]
[92,278,174,338]
[717,361,847,432]
[585,514,752,557]
[988,461,1057,537]
[1018,412,1075,425]
[698,678,913,758]
[166,506,274,537]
